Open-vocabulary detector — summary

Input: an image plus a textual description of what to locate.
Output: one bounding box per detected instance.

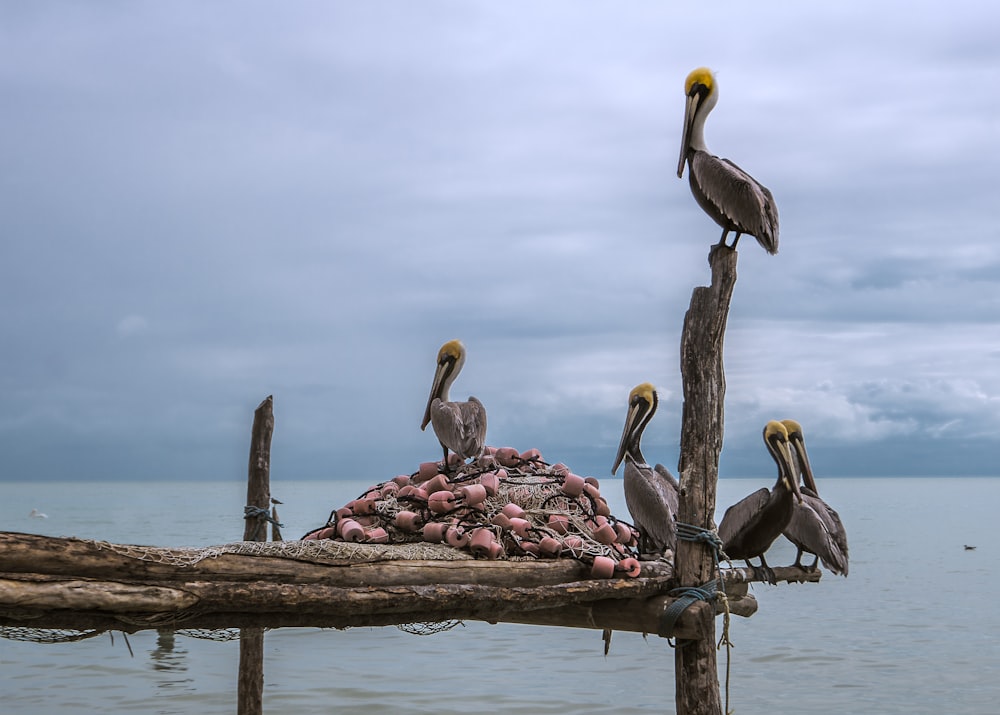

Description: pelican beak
[789,434,818,494]
[421,362,448,431]
[782,441,804,504]
[611,400,644,474]
[677,93,698,178]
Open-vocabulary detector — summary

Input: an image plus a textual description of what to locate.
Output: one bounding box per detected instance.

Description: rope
[244,505,284,542]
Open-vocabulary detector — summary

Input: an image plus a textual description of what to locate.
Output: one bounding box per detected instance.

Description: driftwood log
[0,531,817,637]
[674,246,738,715]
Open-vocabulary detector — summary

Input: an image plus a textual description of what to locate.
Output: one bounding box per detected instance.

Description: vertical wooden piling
[238,396,274,715]
[674,247,737,715]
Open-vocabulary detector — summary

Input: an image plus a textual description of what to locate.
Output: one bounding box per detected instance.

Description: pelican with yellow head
[421,339,487,469]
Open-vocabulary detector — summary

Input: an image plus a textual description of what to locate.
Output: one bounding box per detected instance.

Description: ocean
[1,476,997,714]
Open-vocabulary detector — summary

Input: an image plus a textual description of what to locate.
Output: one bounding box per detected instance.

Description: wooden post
[674,247,737,715]
[238,396,274,715]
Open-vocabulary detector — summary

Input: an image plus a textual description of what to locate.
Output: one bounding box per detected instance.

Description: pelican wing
[690,151,779,253]
[624,461,677,553]
[784,493,849,576]
[653,463,680,517]
[430,396,487,460]
[717,487,772,556]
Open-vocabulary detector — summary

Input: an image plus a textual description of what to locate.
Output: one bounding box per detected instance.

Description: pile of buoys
[302,446,642,579]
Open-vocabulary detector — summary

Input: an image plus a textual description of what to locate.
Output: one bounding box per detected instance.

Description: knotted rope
[243,505,284,542]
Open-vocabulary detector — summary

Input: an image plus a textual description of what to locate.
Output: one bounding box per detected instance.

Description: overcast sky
[2,2,998,483]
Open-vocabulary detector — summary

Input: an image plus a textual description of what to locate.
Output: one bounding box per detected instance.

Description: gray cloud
[2,2,999,482]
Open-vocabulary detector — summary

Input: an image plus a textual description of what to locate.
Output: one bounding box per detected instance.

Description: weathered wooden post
[238,395,274,715]
[674,247,737,715]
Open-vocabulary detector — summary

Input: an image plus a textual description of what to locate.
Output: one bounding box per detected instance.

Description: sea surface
[1,476,997,714]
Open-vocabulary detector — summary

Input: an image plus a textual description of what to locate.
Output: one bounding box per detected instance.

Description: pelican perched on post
[611,383,678,556]
[780,419,849,576]
[677,67,779,255]
[718,420,802,584]
[421,339,487,469]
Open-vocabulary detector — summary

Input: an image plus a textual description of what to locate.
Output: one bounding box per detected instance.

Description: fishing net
[300,446,644,579]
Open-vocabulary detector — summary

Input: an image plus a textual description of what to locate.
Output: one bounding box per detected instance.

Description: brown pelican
[611,383,678,556]
[421,339,487,468]
[718,420,802,584]
[677,67,779,255]
[781,419,849,576]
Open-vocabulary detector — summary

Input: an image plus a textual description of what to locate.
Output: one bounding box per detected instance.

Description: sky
[2,2,999,483]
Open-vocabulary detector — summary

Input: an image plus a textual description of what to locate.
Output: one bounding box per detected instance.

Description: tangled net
[301,446,643,579]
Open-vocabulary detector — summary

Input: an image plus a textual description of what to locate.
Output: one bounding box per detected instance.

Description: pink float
[509,517,532,538]
[593,522,618,545]
[538,536,561,556]
[501,503,526,520]
[469,528,495,557]
[365,527,389,544]
[422,522,447,543]
[479,472,500,497]
[415,461,440,482]
[428,491,457,514]
[547,514,569,534]
[495,447,520,467]
[393,510,423,532]
[617,557,642,578]
[561,473,585,497]
[459,483,488,506]
[338,519,365,542]
[445,526,471,548]
[590,555,616,579]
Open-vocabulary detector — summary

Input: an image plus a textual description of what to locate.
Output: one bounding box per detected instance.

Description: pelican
[780,419,849,576]
[421,339,487,469]
[611,382,678,555]
[677,67,779,255]
[718,420,802,584]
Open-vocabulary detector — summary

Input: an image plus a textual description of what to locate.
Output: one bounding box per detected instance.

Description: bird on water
[677,67,779,255]
[780,419,849,576]
[611,382,679,556]
[718,420,802,584]
[421,339,487,470]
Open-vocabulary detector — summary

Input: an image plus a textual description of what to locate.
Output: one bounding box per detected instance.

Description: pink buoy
[447,452,464,468]
[398,485,428,501]
[547,513,569,534]
[594,498,611,517]
[476,453,498,470]
[561,473,585,497]
[422,522,447,543]
[394,510,423,532]
[561,536,584,556]
[491,513,512,529]
[538,536,561,556]
[469,528,495,557]
[335,506,353,521]
[593,522,618,545]
[350,498,377,515]
[365,527,390,544]
[338,519,365,542]
[445,526,471,548]
[519,447,543,463]
[423,474,451,495]
[416,461,440,482]
[479,471,500,497]
[583,482,601,499]
[393,475,412,487]
[550,462,571,477]
[495,447,520,467]
[617,557,642,578]
[428,491,457,514]
[459,483,488,506]
[380,482,400,498]
[615,522,634,544]
[509,517,532,538]
[590,555,616,579]
[501,503,526,520]
[487,541,505,560]
[352,515,374,527]
[585,476,600,489]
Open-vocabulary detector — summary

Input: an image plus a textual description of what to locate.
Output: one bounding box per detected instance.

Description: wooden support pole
[239,396,273,715]
[674,247,738,715]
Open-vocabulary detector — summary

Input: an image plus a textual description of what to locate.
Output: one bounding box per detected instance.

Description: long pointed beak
[611,402,644,474]
[677,94,697,178]
[790,435,818,494]
[780,441,804,504]
[421,363,447,431]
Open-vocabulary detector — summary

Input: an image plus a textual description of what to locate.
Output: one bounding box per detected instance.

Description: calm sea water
[2,476,997,714]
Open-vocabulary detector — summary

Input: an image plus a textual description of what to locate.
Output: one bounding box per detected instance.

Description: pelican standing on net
[421,339,487,469]
[677,67,779,254]
[781,419,849,576]
[718,420,802,584]
[611,383,679,556]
